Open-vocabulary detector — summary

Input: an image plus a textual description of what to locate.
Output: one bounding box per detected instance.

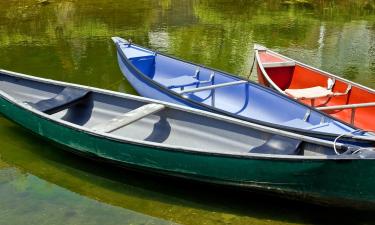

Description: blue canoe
[112,37,373,144]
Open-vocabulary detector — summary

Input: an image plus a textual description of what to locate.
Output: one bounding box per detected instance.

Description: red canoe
[254,45,375,131]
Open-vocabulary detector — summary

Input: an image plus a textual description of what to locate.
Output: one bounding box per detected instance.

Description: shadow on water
[0,117,373,225]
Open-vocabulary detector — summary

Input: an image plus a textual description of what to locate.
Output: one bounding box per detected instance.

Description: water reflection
[0,0,374,224]
[0,0,373,87]
[0,167,175,225]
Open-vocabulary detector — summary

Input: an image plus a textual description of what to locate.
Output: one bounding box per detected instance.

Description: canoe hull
[113,41,375,145]
[1,94,375,209]
[255,48,375,131]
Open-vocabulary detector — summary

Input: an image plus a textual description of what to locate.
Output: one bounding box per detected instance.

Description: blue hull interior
[114,39,367,138]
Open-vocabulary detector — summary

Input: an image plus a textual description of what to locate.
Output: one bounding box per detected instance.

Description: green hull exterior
[0,96,374,209]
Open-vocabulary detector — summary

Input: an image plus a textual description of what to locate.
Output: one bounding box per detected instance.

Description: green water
[0,0,374,224]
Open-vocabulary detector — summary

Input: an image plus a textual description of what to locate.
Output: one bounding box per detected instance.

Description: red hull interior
[257,51,375,131]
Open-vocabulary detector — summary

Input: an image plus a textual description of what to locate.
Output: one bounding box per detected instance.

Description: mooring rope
[247,53,256,80]
[333,129,375,155]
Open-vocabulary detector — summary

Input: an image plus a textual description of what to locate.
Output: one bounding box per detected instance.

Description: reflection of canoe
[1,69,375,208]
[254,45,375,131]
[111,37,373,144]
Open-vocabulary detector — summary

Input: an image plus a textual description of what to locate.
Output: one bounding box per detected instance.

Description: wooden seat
[286,82,352,101]
[92,103,165,133]
[285,86,333,100]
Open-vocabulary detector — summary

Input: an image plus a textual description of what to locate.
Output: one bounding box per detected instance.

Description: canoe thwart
[318,102,375,126]
[179,80,247,94]
[25,87,91,115]
[92,103,165,133]
[317,102,375,111]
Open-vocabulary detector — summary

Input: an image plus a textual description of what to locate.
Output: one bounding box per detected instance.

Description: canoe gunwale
[255,46,375,95]
[1,69,372,161]
[112,38,373,143]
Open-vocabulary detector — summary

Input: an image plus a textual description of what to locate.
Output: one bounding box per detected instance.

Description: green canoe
[0,69,374,209]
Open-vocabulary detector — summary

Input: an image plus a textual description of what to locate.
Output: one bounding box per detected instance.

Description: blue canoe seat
[249,135,302,155]
[160,75,200,89]
[25,87,91,115]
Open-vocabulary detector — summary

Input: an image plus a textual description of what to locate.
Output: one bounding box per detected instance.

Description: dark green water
[0,0,374,224]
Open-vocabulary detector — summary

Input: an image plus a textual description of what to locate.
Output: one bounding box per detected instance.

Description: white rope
[247,53,256,80]
[333,129,362,155]
[334,129,375,155]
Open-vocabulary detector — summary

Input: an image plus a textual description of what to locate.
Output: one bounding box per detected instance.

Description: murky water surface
[0,0,374,224]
